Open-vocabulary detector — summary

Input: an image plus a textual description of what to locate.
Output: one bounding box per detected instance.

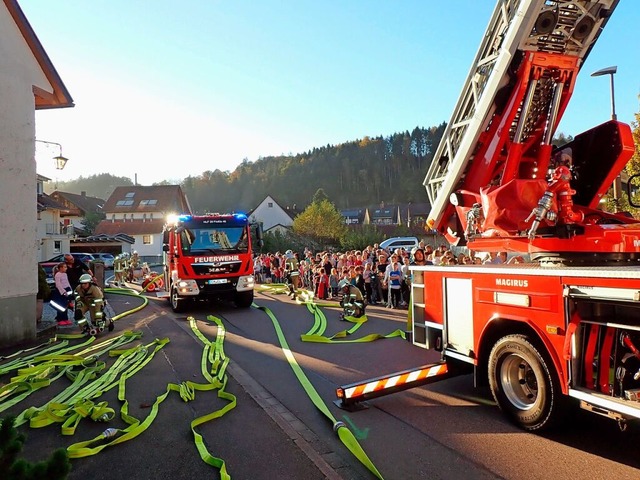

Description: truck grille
[192,262,242,276]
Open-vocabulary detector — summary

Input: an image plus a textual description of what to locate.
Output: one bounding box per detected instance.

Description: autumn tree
[292,198,346,248]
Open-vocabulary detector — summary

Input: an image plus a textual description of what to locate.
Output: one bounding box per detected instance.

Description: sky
[22,0,640,186]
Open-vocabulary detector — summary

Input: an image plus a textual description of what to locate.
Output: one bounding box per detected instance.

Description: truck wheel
[171,287,187,313]
[488,334,561,431]
[235,290,254,308]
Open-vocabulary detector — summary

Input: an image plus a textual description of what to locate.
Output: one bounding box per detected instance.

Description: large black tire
[488,334,562,431]
[171,287,188,313]
[235,290,254,308]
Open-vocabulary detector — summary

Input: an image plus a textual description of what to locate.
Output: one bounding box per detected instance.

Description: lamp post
[35,139,69,170]
[591,66,620,211]
[590,65,617,120]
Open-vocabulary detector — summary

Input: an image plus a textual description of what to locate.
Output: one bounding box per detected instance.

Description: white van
[379,236,419,253]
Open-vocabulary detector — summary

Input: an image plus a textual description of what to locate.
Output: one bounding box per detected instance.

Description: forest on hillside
[48,125,446,213]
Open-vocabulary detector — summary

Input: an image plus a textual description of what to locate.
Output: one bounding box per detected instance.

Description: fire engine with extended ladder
[335,0,640,432]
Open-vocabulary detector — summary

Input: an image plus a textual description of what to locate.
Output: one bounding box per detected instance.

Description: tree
[551,132,574,147]
[340,224,381,251]
[81,211,106,235]
[602,106,640,216]
[312,188,329,205]
[293,199,346,248]
[0,415,70,480]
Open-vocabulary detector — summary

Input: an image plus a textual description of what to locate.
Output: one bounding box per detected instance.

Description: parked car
[93,253,115,269]
[39,253,95,285]
[379,236,419,253]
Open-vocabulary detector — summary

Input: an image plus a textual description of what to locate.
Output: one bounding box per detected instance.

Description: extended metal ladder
[423,0,619,230]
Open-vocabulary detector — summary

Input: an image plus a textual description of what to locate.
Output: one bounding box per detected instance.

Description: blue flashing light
[234,213,247,221]
[178,214,192,222]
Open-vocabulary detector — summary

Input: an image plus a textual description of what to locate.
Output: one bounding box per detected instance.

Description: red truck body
[162,213,256,311]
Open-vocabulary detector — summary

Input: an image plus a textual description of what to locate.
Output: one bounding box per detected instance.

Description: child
[329,268,339,298]
[362,263,373,304]
[317,267,328,300]
[50,262,73,326]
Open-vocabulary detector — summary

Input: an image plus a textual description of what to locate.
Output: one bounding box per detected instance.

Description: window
[53,240,61,253]
[139,199,158,206]
[150,213,153,220]
[111,214,115,221]
[125,192,135,198]
[116,200,134,206]
[268,202,273,208]
[143,235,152,245]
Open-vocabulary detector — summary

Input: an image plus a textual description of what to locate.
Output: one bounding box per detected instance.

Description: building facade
[0,0,73,346]
[95,185,191,261]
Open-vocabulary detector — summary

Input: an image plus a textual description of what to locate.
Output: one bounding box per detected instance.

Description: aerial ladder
[423,0,636,264]
[336,0,640,418]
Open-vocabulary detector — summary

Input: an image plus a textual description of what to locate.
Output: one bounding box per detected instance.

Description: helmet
[338,279,351,290]
[79,274,92,284]
[285,249,293,259]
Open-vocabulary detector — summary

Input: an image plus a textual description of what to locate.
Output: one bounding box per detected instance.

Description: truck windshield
[180,227,248,254]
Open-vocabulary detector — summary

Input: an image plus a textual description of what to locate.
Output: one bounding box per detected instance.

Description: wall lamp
[35,139,69,170]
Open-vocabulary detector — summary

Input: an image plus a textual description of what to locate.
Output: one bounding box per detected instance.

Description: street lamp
[590,65,617,120]
[591,66,620,211]
[35,139,69,170]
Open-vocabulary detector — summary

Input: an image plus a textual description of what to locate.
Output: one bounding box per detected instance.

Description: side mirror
[627,174,640,208]
[162,244,169,252]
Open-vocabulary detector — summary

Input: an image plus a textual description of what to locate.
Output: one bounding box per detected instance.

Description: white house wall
[37,209,69,261]
[250,196,293,232]
[0,2,56,346]
[131,233,163,261]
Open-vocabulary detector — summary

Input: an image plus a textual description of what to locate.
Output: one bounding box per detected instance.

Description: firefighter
[284,250,300,299]
[74,273,105,326]
[338,279,365,318]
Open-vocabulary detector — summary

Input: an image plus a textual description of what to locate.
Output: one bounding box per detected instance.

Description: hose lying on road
[0,289,234,480]
[253,301,385,479]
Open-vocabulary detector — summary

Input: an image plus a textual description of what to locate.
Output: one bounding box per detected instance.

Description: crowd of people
[252,241,523,310]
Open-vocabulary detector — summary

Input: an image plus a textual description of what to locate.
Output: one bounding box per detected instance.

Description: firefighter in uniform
[338,279,365,318]
[284,250,300,299]
[74,273,105,325]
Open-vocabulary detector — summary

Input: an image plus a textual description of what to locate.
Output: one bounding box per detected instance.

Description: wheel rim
[171,290,179,309]
[499,353,538,410]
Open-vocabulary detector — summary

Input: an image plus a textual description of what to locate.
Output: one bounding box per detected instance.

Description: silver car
[93,253,115,269]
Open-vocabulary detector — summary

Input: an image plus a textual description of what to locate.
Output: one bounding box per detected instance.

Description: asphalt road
[3,288,640,480]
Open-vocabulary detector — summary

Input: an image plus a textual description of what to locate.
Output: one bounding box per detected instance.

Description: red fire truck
[336,0,640,432]
[162,213,260,311]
